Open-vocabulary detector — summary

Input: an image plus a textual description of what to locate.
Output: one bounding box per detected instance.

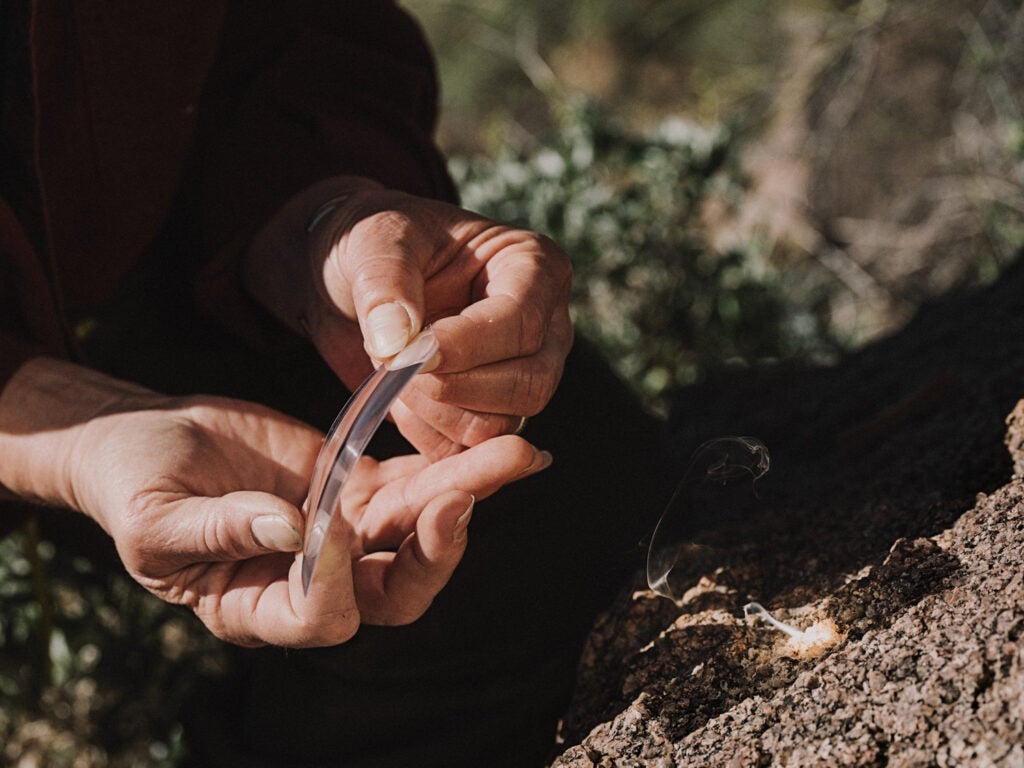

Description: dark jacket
[0,0,455,388]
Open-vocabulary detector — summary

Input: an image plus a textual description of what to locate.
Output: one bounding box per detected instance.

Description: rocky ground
[549,255,1024,766]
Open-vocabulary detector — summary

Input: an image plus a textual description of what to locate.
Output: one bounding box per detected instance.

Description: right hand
[244,177,574,461]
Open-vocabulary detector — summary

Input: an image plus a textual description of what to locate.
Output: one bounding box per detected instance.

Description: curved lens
[301,328,440,595]
[646,436,770,601]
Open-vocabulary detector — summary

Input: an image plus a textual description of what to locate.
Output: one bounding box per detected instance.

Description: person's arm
[0,333,55,504]
[192,0,455,306]
[0,195,70,509]
[0,357,156,510]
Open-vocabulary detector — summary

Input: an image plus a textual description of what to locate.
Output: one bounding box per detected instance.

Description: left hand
[10,360,551,648]
[79,395,550,646]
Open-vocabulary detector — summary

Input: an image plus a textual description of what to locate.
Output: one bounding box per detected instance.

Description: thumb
[216,491,305,558]
[339,215,429,360]
[130,491,304,573]
[363,301,419,360]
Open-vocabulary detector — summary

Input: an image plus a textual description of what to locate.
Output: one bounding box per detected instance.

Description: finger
[306,311,376,395]
[384,307,569,458]
[353,452,432,488]
[389,399,466,462]
[425,303,572,407]
[285,506,361,645]
[402,342,565,419]
[389,321,569,457]
[389,397,538,463]
[120,491,305,579]
[353,490,475,625]
[329,211,430,359]
[355,435,552,550]
[183,501,361,649]
[337,453,432,523]
[429,237,572,373]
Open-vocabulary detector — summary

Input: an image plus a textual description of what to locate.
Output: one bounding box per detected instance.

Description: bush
[452,98,838,413]
[0,523,223,767]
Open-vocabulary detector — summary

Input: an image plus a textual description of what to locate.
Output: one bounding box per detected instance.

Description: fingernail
[420,349,442,373]
[366,302,412,358]
[453,496,475,542]
[519,449,554,478]
[536,450,554,471]
[252,516,302,552]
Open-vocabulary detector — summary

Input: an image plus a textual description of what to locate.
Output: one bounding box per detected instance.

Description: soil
[549,254,1024,766]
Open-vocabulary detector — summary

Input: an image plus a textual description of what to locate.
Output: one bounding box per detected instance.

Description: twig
[24,515,54,690]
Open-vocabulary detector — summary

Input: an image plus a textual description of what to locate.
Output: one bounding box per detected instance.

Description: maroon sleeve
[6,1,456,369]
[187,0,457,339]
[27,0,455,341]
[194,1,455,256]
[0,196,66,534]
[0,197,67,392]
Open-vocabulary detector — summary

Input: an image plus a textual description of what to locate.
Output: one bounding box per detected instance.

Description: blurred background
[3,0,1022,764]
[410,0,1023,412]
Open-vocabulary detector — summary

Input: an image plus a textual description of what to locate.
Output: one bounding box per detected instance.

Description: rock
[551,256,1024,766]
[1006,400,1024,479]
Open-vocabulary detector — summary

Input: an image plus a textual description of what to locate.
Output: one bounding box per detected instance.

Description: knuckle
[345,212,420,271]
[531,231,572,275]
[563,321,576,350]
[324,612,361,645]
[355,208,410,240]
[362,601,423,627]
[115,503,159,571]
[415,373,455,404]
[457,409,507,446]
[202,511,237,559]
[507,363,556,416]
[115,516,147,560]
[195,607,249,646]
[514,437,538,466]
[498,433,539,468]
[516,297,548,357]
[304,608,360,648]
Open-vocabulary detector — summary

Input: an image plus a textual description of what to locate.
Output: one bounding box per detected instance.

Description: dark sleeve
[0,196,67,536]
[192,0,456,263]
[0,198,66,392]
[186,0,457,340]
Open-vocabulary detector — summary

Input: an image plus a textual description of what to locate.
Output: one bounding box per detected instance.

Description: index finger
[351,490,475,625]
[352,435,547,550]
[430,232,572,373]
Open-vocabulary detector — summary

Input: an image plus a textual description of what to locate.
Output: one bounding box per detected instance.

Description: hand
[74,395,549,647]
[1,358,550,648]
[245,178,574,460]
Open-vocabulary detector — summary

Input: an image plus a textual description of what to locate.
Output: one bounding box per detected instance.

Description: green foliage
[452,99,837,412]
[0,526,223,767]
[405,0,809,151]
